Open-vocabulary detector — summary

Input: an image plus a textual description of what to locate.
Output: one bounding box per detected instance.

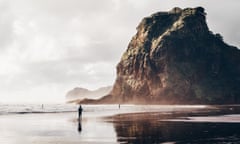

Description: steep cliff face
[107,7,240,104]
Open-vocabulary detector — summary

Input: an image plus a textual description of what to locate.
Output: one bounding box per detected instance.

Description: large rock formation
[84,7,240,104]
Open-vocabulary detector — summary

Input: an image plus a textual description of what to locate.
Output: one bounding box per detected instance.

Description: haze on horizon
[0,0,239,103]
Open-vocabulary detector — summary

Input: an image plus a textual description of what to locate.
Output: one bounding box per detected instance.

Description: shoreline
[0,105,240,144]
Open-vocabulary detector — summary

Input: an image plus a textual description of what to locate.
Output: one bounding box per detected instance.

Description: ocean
[0,103,76,115]
[0,103,208,115]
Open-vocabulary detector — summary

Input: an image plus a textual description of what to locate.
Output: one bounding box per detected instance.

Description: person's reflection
[77,105,83,133]
[78,119,82,132]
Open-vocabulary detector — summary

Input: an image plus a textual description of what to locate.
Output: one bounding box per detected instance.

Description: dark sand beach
[0,105,240,144]
[106,105,240,144]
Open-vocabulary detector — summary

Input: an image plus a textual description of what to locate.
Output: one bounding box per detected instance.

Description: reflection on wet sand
[78,119,82,133]
[109,106,240,144]
[114,120,240,143]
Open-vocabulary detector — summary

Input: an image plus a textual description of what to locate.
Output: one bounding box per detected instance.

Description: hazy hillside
[66,86,112,103]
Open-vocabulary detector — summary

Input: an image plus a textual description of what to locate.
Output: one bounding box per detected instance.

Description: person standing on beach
[78,105,83,120]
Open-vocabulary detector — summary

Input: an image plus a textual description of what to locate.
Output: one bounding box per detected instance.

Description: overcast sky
[0,0,239,103]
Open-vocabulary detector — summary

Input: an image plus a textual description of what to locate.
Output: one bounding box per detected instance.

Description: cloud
[0,0,239,103]
[0,1,15,48]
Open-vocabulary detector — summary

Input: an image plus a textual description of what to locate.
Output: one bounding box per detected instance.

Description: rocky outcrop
[97,7,240,104]
[66,86,112,103]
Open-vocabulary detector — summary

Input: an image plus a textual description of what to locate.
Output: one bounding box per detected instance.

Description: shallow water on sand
[0,112,117,144]
[0,105,240,144]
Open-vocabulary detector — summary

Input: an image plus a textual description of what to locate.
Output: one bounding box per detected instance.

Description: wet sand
[106,105,240,144]
[0,105,240,144]
[0,112,117,144]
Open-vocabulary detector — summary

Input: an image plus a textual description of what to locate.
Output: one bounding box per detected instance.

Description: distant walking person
[78,105,83,120]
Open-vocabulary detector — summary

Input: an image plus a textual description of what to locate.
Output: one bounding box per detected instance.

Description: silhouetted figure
[78,120,82,132]
[119,104,120,109]
[78,105,83,120]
